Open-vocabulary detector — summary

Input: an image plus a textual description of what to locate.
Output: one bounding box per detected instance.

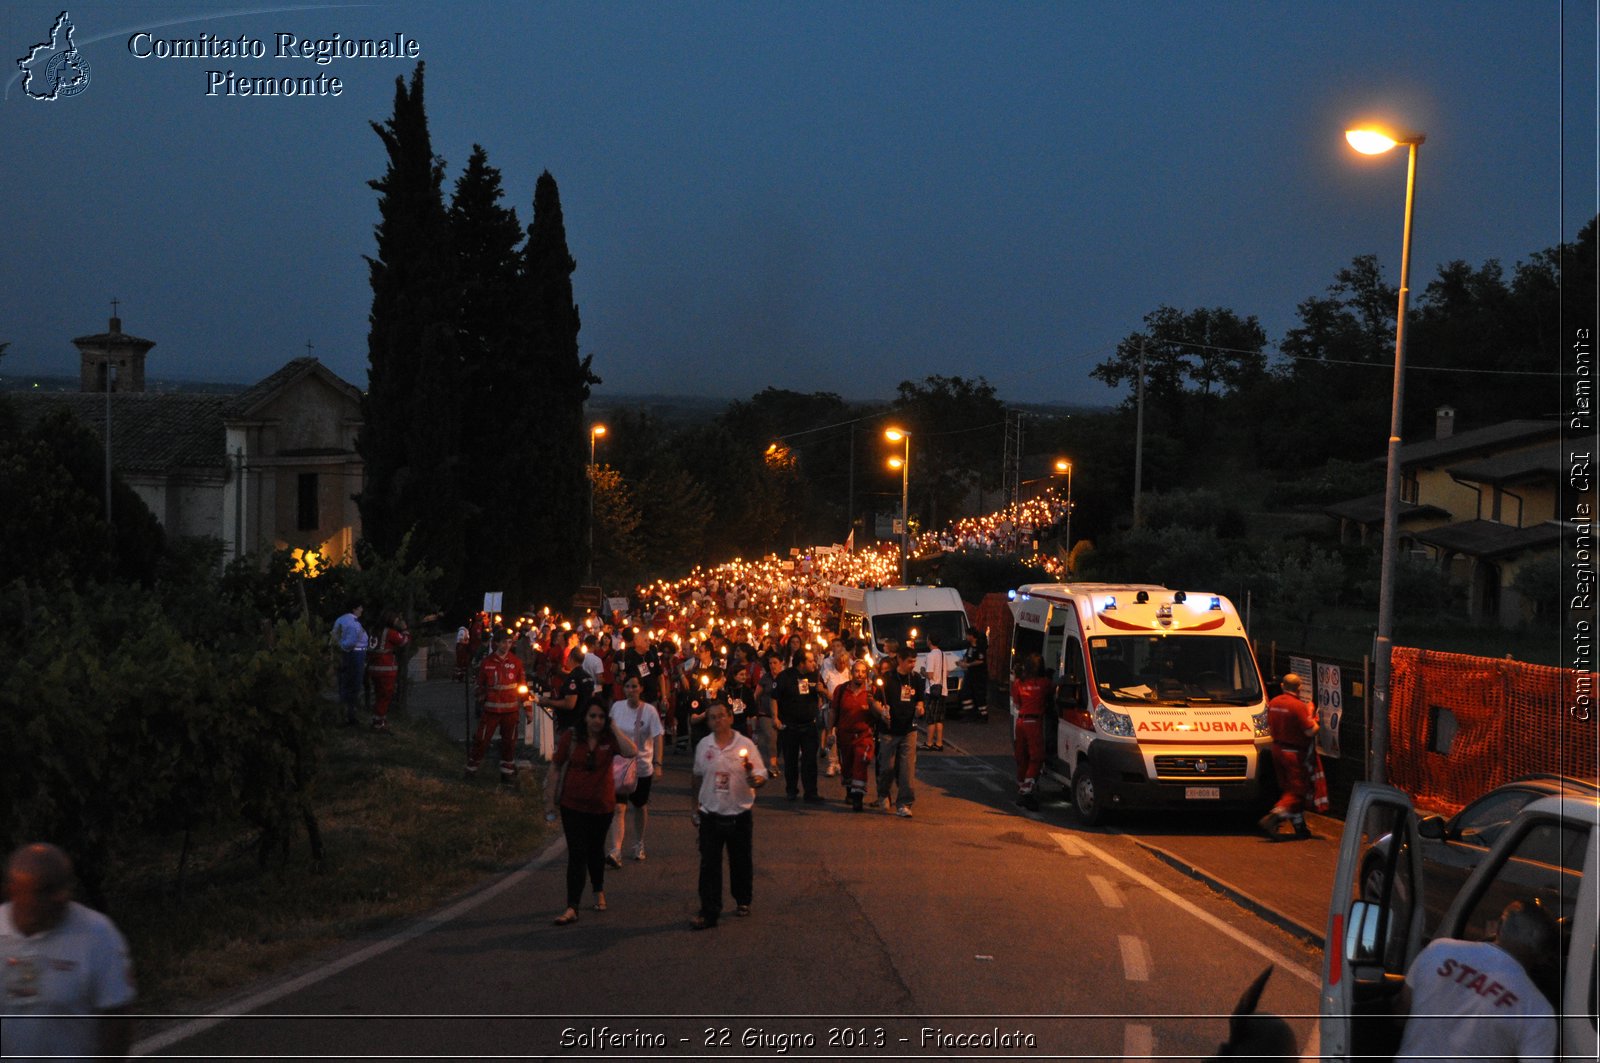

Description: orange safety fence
[1388,647,1598,816]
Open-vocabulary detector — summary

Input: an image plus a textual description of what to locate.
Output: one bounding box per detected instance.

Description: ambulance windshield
[870,611,968,654]
[1087,635,1262,705]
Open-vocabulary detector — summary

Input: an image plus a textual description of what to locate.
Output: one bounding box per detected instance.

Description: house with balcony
[1326,407,1567,625]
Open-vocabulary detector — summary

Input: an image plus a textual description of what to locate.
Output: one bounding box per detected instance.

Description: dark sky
[2,1,1594,404]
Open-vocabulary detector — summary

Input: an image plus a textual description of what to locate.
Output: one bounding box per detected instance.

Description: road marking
[131,836,568,1057]
[974,776,1003,792]
[1119,934,1151,981]
[1051,832,1085,858]
[1087,873,1123,908]
[1073,835,1319,987]
[1123,1022,1154,1060]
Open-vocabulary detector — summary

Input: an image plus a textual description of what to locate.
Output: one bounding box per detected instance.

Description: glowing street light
[1055,458,1073,574]
[1345,121,1424,786]
[588,423,607,582]
[885,428,910,584]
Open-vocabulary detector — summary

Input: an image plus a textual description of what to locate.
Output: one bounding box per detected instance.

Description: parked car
[1360,773,1600,935]
[1321,781,1598,1062]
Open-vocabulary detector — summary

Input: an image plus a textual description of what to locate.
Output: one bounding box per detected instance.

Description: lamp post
[1346,123,1423,787]
[587,423,607,583]
[885,428,910,584]
[1054,458,1072,573]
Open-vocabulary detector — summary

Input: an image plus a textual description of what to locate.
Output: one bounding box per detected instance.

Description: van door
[1320,782,1426,1063]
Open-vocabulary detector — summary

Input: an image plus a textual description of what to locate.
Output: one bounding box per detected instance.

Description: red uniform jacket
[477,653,528,714]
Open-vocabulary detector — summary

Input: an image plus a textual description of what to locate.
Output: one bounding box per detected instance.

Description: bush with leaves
[1138,488,1249,539]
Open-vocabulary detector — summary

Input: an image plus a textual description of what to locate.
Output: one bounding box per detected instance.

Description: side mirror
[1055,681,1084,712]
[1345,900,1384,963]
[1417,815,1446,840]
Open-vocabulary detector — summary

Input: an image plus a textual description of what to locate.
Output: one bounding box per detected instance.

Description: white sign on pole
[483,592,503,614]
[1315,662,1343,758]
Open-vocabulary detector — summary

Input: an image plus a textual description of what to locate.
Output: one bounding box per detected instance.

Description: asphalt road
[133,702,1331,1062]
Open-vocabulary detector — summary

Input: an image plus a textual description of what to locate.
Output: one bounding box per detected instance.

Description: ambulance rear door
[1320,782,1426,1063]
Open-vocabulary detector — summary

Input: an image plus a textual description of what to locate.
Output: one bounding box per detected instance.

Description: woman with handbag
[544,704,638,925]
[604,677,665,867]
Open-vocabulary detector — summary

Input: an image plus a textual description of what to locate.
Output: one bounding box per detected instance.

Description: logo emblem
[17,11,91,101]
[1195,758,1209,774]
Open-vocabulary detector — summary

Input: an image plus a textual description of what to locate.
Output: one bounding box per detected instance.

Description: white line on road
[132,836,569,1058]
[1087,873,1124,908]
[1051,831,1085,858]
[1118,934,1151,981]
[974,775,1003,792]
[1073,835,1320,987]
[1123,1022,1154,1060]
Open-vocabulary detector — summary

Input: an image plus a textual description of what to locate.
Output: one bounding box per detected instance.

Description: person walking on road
[773,649,826,803]
[689,702,768,930]
[605,677,664,867]
[831,659,878,811]
[468,630,529,785]
[545,705,638,925]
[920,632,949,751]
[0,843,136,1062]
[330,601,366,726]
[874,647,925,817]
[962,627,988,721]
[1258,673,1318,838]
[1010,654,1051,810]
[365,612,411,733]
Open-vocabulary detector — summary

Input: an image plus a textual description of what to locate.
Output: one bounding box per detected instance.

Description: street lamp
[587,423,607,583]
[1055,458,1073,574]
[1346,122,1424,787]
[885,427,910,584]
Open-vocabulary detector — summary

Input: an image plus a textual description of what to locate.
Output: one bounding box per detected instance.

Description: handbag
[612,753,640,797]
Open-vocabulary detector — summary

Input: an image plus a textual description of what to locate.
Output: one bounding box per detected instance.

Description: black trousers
[779,724,819,797]
[697,810,753,922]
[560,806,611,908]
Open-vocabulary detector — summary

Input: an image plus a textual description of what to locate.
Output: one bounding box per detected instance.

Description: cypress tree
[448,146,528,608]
[520,171,598,603]
[358,63,464,604]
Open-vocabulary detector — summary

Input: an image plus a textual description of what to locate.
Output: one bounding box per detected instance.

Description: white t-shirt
[609,700,664,777]
[1397,937,1556,1063]
[819,658,850,697]
[1,901,136,1061]
[693,732,768,816]
[582,652,604,684]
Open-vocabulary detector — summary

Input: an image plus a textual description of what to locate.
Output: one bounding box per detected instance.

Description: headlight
[1252,709,1270,738]
[1094,704,1134,738]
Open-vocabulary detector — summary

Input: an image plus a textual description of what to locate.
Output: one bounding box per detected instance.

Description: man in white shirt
[1,844,136,1062]
[605,677,665,866]
[1396,900,1558,1063]
[818,641,851,777]
[689,703,767,930]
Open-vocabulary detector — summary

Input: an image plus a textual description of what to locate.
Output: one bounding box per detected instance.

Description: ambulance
[1007,582,1271,824]
[829,584,969,697]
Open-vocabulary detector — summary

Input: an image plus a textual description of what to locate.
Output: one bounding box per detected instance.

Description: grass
[104,712,554,1010]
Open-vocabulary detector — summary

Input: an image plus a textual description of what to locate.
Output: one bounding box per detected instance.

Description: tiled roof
[1446,442,1565,485]
[1392,420,1560,469]
[1323,492,1449,526]
[226,358,361,419]
[1413,519,1571,560]
[13,392,231,473]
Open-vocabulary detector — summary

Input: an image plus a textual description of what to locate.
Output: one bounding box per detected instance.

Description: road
[134,705,1332,1061]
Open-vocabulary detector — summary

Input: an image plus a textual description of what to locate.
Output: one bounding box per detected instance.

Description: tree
[519,171,598,604]
[1094,306,1267,430]
[448,145,533,610]
[358,63,465,605]
[890,375,1006,531]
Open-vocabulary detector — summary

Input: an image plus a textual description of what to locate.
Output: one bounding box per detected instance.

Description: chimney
[1435,405,1455,440]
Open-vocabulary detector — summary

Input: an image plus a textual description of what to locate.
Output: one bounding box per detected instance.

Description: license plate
[1185,786,1220,800]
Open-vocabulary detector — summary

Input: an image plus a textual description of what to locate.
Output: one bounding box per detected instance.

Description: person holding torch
[689,702,768,930]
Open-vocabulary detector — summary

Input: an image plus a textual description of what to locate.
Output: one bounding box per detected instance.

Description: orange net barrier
[1389,647,1597,816]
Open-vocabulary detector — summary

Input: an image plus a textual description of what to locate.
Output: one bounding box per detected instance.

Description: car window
[1453,790,1537,848]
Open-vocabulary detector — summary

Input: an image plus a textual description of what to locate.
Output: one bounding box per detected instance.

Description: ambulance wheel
[1072,764,1107,826]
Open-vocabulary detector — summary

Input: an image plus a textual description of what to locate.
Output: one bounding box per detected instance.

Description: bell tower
[74,306,155,393]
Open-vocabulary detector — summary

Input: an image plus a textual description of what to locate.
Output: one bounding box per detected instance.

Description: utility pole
[1133,337,1146,527]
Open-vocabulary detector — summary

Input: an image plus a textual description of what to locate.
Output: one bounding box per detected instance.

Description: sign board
[483,592,504,614]
[570,585,603,612]
[1315,662,1343,758]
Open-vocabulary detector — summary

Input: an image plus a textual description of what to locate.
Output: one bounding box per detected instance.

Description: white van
[1007,582,1271,824]
[1320,782,1598,1061]
[829,584,968,696]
